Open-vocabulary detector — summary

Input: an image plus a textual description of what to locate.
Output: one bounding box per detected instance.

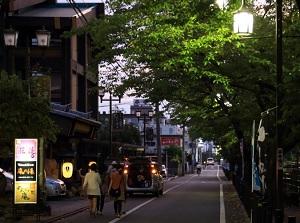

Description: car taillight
[151,168,157,174]
[124,164,129,174]
[150,164,157,174]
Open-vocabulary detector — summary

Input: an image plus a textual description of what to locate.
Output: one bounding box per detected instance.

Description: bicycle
[196,168,201,176]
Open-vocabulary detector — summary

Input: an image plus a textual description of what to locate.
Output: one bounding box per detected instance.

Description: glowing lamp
[62,162,73,178]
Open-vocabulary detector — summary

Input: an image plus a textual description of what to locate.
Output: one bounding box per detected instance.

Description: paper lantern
[62,162,73,178]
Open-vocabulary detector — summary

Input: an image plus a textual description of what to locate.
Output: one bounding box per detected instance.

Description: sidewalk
[22,196,91,223]
[224,181,300,223]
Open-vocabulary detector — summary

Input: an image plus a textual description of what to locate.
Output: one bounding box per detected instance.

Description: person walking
[108,164,126,218]
[107,161,117,176]
[78,161,90,197]
[97,164,108,215]
[83,163,102,218]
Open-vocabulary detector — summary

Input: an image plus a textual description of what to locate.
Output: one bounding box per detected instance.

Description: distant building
[128,99,184,155]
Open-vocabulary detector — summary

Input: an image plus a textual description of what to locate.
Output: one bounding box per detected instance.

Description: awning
[49,109,101,139]
[78,139,145,159]
[6,2,104,29]
[54,150,77,158]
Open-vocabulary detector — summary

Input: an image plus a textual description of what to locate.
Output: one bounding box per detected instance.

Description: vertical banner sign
[113,112,124,131]
[277,148,283,170]
[240,138,244,180]
[14,139,38,204]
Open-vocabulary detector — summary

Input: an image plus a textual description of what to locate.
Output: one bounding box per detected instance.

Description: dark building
[0,0,106,178]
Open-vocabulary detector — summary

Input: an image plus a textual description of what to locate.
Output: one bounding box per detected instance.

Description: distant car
[0,168,66,197]
[206,158,215,165]
[124,157,164,197]
[161,165,167,178]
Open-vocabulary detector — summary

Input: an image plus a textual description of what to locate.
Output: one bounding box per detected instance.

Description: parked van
[124,157,164,197]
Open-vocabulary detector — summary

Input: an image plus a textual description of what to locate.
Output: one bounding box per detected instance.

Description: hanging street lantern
[3,27,19,47]
[36,26,51,47]
[233,2,253,36]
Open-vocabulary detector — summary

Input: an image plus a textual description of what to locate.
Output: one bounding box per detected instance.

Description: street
[46,165,235,223]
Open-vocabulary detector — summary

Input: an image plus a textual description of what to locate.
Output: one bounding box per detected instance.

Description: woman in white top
[83,163,102,217]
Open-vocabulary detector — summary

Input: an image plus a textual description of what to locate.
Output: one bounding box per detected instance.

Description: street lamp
[234,0,284,219]
[98,87,122,158]
[35,26,51,47]
[3,26,51,80]
[3,27,19,47]
[3,26,51,47]
[233,0,253,36]
[3,26,51,218]
[135,109,153,148]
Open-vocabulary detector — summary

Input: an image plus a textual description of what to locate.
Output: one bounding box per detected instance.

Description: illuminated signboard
[161,137,181,146]
[14,139,38,204]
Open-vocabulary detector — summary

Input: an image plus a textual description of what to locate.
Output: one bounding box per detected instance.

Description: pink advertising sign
[15,139,38,161]
[14,139,38,204]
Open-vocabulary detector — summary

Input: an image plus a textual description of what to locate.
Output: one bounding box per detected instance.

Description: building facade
[0,0,105,177]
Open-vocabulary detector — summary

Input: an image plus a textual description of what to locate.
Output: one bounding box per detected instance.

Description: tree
[0,71,59,157]
[97,118,141,145]
[68,0,266,146]
[66,0,300,206]
[164,146,182,163]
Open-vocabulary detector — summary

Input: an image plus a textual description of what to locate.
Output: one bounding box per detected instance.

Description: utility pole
[182,126,185,176]
[155,102,162,168]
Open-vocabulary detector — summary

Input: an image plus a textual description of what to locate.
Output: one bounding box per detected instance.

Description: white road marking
[220,184,226,223]
[217,165,222,181]
[108,183,182,223]
[109,171,226,223]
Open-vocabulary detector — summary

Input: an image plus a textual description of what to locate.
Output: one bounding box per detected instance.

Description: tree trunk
[178,163,182,176]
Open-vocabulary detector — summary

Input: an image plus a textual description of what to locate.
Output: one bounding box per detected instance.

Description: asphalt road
[48,165,233,223]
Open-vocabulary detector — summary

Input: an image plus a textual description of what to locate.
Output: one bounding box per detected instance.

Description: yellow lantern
[62,162,73,178]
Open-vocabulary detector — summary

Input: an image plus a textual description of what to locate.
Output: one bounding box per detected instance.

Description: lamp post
[275,0,284,218]
[135,109,153,149]
[234,0,284,219]
[3,26,51,220]
[99,88,122,158]
[197,140,204,164]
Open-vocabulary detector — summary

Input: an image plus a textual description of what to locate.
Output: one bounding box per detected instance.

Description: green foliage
[120,122,142,145]
[0,71,59,157]
[67,0,300,163]
[97,118,141,145]
[164,145,182,163]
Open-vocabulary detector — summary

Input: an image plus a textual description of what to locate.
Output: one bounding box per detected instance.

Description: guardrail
[230,170,298,223]
[283,170,300,207]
